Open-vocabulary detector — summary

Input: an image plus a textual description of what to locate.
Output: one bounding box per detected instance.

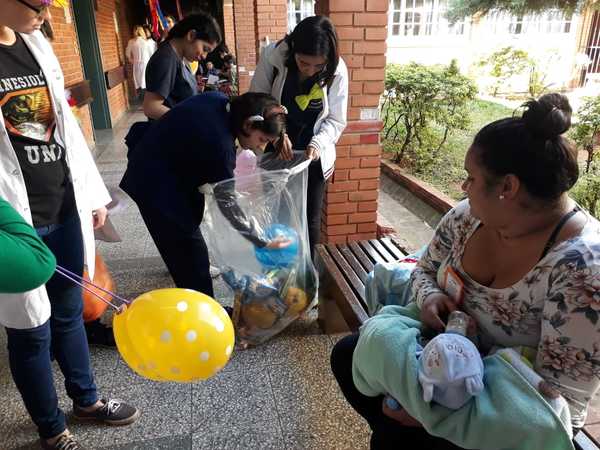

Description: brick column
[96,0,130,124]
[232,0,287,93]
[223,0,236,49]
[232,0,257,92]
[317,0,387,244]
[255,0,288,56]
[49,4,94,145]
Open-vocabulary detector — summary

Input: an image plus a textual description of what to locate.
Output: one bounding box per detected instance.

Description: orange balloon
[82,254,114,322]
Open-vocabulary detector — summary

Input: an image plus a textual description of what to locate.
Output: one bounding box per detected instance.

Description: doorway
[72,0,112,130]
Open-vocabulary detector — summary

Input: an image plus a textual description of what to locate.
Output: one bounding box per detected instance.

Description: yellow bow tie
[295,83,324,111]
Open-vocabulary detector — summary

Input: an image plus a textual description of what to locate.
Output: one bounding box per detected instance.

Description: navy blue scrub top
[145,41,198,109]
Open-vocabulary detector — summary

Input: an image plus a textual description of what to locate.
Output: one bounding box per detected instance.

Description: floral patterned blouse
[410,199,600,427]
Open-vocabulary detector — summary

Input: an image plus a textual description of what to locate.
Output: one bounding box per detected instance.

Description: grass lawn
[383,98,514,200]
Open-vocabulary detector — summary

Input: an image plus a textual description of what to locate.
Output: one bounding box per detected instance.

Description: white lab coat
[250,41,349,179]
[0,31,111,329]
[126,37,151,90]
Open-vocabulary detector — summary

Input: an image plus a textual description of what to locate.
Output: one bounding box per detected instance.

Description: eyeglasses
[14,0,49,18]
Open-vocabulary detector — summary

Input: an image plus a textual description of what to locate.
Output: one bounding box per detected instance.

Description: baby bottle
[445,311,469,336]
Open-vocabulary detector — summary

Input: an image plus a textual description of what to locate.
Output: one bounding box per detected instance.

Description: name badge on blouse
[444,266,465,304]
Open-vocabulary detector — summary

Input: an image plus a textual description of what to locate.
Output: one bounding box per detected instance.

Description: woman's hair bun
[521,93,572,140]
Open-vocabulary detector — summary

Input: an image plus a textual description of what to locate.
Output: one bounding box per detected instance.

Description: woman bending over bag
[121,92,290,298]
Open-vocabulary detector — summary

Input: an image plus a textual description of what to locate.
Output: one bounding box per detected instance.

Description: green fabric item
[0,198,56,293]
[352,304,574,450]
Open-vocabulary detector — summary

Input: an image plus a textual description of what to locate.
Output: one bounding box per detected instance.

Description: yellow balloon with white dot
[113,288,235,382]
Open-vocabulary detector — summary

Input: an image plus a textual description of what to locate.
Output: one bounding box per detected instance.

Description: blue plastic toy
[255,224,299,269]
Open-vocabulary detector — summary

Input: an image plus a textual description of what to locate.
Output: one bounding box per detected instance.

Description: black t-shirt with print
[281,70,323,150]
[0,34,75,227]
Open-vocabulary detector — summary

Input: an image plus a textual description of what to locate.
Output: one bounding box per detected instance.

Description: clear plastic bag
[201,151,318,347]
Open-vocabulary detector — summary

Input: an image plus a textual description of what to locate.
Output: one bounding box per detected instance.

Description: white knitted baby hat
[418,333,484,410]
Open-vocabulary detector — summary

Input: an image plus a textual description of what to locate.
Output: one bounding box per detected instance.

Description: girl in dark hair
[332,93,600,449]
[250,15,348,254]
[121,92,290,298]
[143,13,221,120]
[159,15,177,42]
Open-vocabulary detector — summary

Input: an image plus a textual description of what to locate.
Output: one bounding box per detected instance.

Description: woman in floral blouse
[331,93,600,449]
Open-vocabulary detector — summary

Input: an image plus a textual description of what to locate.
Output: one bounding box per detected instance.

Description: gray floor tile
[278,306,322,337]
[103,434,192,449]
[191,367,280,435]
[328,332,352,346]
[191,425,285,450]
[97,239,147,261]
[0,379,39,450]
[268,362,370,450]
[378,187,434,250]
[143,238,161,258]
[63,377,192,448]
[261,333,332,367]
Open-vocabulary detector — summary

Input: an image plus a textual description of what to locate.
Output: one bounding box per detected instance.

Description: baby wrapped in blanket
[386,311,485,410]
[387,311,570,421]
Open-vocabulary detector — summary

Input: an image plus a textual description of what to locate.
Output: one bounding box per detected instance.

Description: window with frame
[390,0,466,37]
[486,9,573,34]
[287,0,314,32]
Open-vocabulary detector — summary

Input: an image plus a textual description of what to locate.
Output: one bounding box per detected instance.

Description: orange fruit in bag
[284,287,308,316]
[241,302,279,329]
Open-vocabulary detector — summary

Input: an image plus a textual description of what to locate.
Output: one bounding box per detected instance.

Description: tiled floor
[0,110,373,449]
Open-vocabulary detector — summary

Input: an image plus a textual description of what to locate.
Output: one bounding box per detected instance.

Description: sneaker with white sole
[73,398,140,426]
[41,432,84,450]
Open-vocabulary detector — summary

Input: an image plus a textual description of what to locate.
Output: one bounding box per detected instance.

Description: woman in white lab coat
[0,3,140,449]
[126,25,150,93]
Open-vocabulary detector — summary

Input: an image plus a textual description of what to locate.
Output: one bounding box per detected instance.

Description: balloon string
[55,264,131,305]
[54,267,121,311]
[54,266,130,310]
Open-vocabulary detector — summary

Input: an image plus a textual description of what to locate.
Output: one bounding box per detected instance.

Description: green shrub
[571,159,600,219]
[572,95,600,173]
[382,61,477,171]
[477,46,531,96]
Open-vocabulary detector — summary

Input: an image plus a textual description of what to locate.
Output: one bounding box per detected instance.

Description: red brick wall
[255,0,287,56]
[232,0,257,92]
[96,0,130,124]
[318,0,387,244]
[232,0,287,93]
[117,0,137,101]
[223,0,236,50]
[49,5,95,146]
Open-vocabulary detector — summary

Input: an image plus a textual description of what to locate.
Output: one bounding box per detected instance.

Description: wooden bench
[315,237,408,333]
[315,237,600,449]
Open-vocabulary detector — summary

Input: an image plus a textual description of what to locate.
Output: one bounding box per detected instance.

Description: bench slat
[327,244,367,303]
[348,242,375,273]
[317,245,369,329]
[380,237,408,261]
[339,245,369,284]
[575,430,600,450]
[359,240,388,265]
[369,239,398,262]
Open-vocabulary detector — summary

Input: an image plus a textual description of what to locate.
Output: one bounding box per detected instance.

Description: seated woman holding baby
[331,93,600,450]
